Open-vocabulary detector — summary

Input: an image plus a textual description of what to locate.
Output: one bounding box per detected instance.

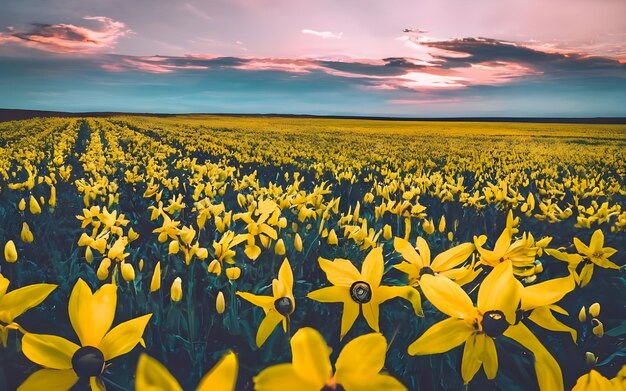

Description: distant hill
[1,108,625,124]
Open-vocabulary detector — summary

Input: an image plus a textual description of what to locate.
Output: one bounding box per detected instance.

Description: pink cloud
[388,98,463,105]
[0,16,132,53]
[302,29,343,39]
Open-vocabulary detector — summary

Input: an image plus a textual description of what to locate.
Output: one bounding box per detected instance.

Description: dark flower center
[419,266,435,276]
[350,281,372,304]
[481,310,509,337]
[321,384,346,391]
[274,297,294,316]
[72,346,105,378]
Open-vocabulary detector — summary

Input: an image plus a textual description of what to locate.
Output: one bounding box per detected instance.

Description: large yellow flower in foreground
[136,351,238,391]
[393,237,478,287]
[236,258,295,347]
[408,261,563,391]
[254,327,406,391]
[0,274,57,347]
[19,279,152,391]
[308,247,421,339]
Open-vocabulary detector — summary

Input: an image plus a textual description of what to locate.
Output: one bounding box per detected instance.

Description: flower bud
[327,229,338,245]
[382,224,392,240]
[585,352,597,366]
[208,259,222,275]
[138,258,144,272]
[150,262,161,292]
[85,246,94,264]
[589,302,600,318]
[97,258,111,281]
[29,195,42,215]
[18,198,26,211]
[294,233,303,252]
[170,277,183,302]
[578,306,587,323]
[121,263,135,282]
[216,291,225,314]
[21,222,34,243]
[274,239,286,255]
[168,240,180,255]
[4,240,18,263]
[226,267,241,280]
[438,216,446,233]
[591,319,604,338]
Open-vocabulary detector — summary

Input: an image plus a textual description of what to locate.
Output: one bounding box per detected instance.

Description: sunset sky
[1,0,625,116]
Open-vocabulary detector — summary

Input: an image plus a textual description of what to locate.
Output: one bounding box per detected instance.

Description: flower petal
[278,258,293,294]
[17,369,78,391]
[291,328,332,389]
[197,351,238,391]
[376,285,423,316]
[408,318,472,355]
[254,364,318,391]
[477,260,520,324]
[480,334,498,380]
[504,323,564,391]
[99,314,152,360]
[361,247,384,287]
[335,333,386,379]
[255,310,283,347]
[528,307,577,342]
[393,237,423,268]
[415,237,431,266]
[236,292,274,311]
[520,275,574,310]
[420,274,475,319]
[341,374,407,391]
[135,353,182,391]
[21,334,79,370]
[461,334,482,384]
[318,258,360,287]
[0,283,56,323]
[361,301,380,333]
[432,242,475,272]
[69,280,117,347]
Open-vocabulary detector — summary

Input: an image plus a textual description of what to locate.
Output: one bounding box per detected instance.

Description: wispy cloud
[184,3,212,21]
[302,29,343,39]
[0,16,132,53]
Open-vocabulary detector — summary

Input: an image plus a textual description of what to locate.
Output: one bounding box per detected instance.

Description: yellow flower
[573,229,619,269]
[18,198,26,211]
[171,277,183,302]
[135,351,238,391]
[393,237,478,287]
[254,327,406,390]
[169,240,180,255]
[226,267,241,280]
[422,218,435,235]
[107,236,129,261]
[21,222,34,243]
[308,247,422,338]
[589,302,600,318]
[0,274,56,347]
[216,291,226,314]
[19,279,151,390]
[237,258,295,347]
[150,262,161,292]
[382,224,393,240]
[408,261,563,390]
[474,227,537,273]
[4,240,17,263]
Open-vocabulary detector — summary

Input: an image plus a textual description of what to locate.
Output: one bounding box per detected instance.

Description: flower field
[0,115,625,390]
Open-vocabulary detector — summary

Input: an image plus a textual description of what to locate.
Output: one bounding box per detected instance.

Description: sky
[1,0,625,117]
